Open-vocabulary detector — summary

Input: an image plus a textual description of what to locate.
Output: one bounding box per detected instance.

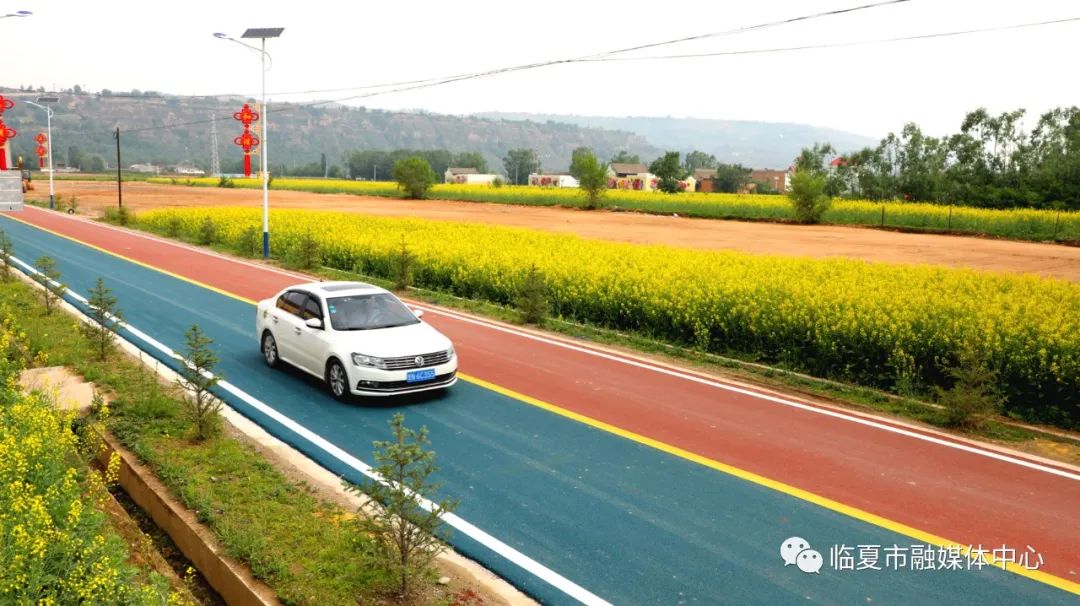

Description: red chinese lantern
[35,133,48,169]
[0,119,16,170]
[233,103,261,177]
[0,95,13,116]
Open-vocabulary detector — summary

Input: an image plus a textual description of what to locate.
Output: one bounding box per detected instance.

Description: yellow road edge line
[7,212,1077,596]
[0,213,259,306]
[460,372,1080,597]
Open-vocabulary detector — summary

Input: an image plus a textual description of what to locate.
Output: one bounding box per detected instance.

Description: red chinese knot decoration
[35,133,48,169]
[233,103,260,177]
[0,122,15,171]
[0,95,15,170]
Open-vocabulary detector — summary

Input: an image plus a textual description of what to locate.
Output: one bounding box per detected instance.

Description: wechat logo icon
[781,536,823,574]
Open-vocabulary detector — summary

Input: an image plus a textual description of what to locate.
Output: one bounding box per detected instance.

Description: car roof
[289,281,387,298]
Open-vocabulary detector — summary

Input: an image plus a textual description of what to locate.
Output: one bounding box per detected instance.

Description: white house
[443,167,502,184]
[174,164,206,176]
[528,171,579,188]
[128,163,160,174]
[606,162,657,191]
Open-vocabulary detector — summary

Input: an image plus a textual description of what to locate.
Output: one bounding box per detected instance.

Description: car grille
[357,372,457,393]
[382,350,451,370]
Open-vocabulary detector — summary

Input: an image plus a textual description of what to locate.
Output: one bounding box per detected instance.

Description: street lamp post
[27,96,58,209]
[214,28,284,259]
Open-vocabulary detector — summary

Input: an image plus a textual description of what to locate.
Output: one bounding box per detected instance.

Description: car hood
[336,321,452,358]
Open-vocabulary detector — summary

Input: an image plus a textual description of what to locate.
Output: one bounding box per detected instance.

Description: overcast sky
[2,0,1077,139]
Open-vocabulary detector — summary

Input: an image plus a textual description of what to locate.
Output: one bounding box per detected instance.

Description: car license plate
[406,368,437,383]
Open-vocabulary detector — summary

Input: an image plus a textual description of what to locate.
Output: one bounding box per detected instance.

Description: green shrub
[197,217,218,245]
[103,206,134,226]
[392,157,436,199]
[788,169,831,223]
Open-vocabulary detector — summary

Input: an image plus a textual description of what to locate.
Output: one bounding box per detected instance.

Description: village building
[528,171,579,188]
[444,167,501,184]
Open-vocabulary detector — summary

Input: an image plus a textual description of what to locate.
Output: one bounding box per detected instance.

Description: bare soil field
[49,180,1080,282]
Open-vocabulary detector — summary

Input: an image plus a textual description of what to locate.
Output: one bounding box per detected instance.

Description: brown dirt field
[50,180,1080,282]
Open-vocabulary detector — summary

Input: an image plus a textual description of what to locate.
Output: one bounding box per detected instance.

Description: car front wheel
[261,332,279,368]
[326,359,349,400]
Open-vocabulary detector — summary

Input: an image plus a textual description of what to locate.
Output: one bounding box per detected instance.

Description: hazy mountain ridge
[477,112,879,169]
[2,87,876,172]
[0,89,657,172]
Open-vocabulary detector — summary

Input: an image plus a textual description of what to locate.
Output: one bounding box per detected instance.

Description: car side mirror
[305,317,323,329]
[412,308,424,319]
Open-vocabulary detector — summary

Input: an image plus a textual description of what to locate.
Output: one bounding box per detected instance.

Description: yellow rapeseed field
[147,177,1080,241]
[137,207,1080,428]
[0,313,176,604]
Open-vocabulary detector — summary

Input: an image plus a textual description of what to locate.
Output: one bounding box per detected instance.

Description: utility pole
[210,114,220,177]
[373,165,377,181]
[113,127,122,209]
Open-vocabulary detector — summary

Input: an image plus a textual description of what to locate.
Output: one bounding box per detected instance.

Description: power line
[584,16,1080,62]
[120,0,908,134]
[580,0,910,59]
[113,6,1078,136]
[254,0,910,98]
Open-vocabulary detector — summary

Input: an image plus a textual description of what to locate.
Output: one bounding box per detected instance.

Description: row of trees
[345,149,487,182]
[819,106,1080,209]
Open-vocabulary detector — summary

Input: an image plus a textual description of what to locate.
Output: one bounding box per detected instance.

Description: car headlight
[447,345,455,359]
[351,353,385,369]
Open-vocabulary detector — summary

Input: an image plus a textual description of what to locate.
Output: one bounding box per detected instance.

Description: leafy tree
[502,148,540,185]
[345,413,457,597]
[175,324,222,441]
[787,169,831,223]
[711,163,752,193]
[572,150,608,209]
[683,150,718,172]
[648,151,686,193]
[33,256,65,314]
[392,156,436,199]
[451,151,488,174]
[794,142,836,174]
[84,277,123,361]
[569,146,594,179]
[609,150,641,164]
[67,146,86,170]
[86,155,106,173]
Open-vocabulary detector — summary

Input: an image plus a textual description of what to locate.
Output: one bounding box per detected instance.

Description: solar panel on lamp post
[27,96,59,209]
[214,27,284,259]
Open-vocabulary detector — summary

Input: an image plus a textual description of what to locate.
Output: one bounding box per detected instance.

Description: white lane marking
[6,251,611,606]
[21,208,1080,481]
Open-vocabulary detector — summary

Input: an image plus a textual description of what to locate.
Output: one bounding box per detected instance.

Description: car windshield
[326,293,419,331]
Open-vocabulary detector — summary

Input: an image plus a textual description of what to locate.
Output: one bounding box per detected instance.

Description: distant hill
[0,88,657,174]
[2,87,877,174]
[477,112,879,169]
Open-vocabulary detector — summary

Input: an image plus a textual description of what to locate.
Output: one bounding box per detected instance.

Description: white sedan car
[255,282,457,398]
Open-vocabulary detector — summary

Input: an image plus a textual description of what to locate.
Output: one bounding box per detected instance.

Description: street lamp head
[213,32,229,39]
[241,27,284,39]
[16,10,31,15]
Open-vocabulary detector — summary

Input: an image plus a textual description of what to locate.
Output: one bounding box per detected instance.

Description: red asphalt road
[12,206,1080,583]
